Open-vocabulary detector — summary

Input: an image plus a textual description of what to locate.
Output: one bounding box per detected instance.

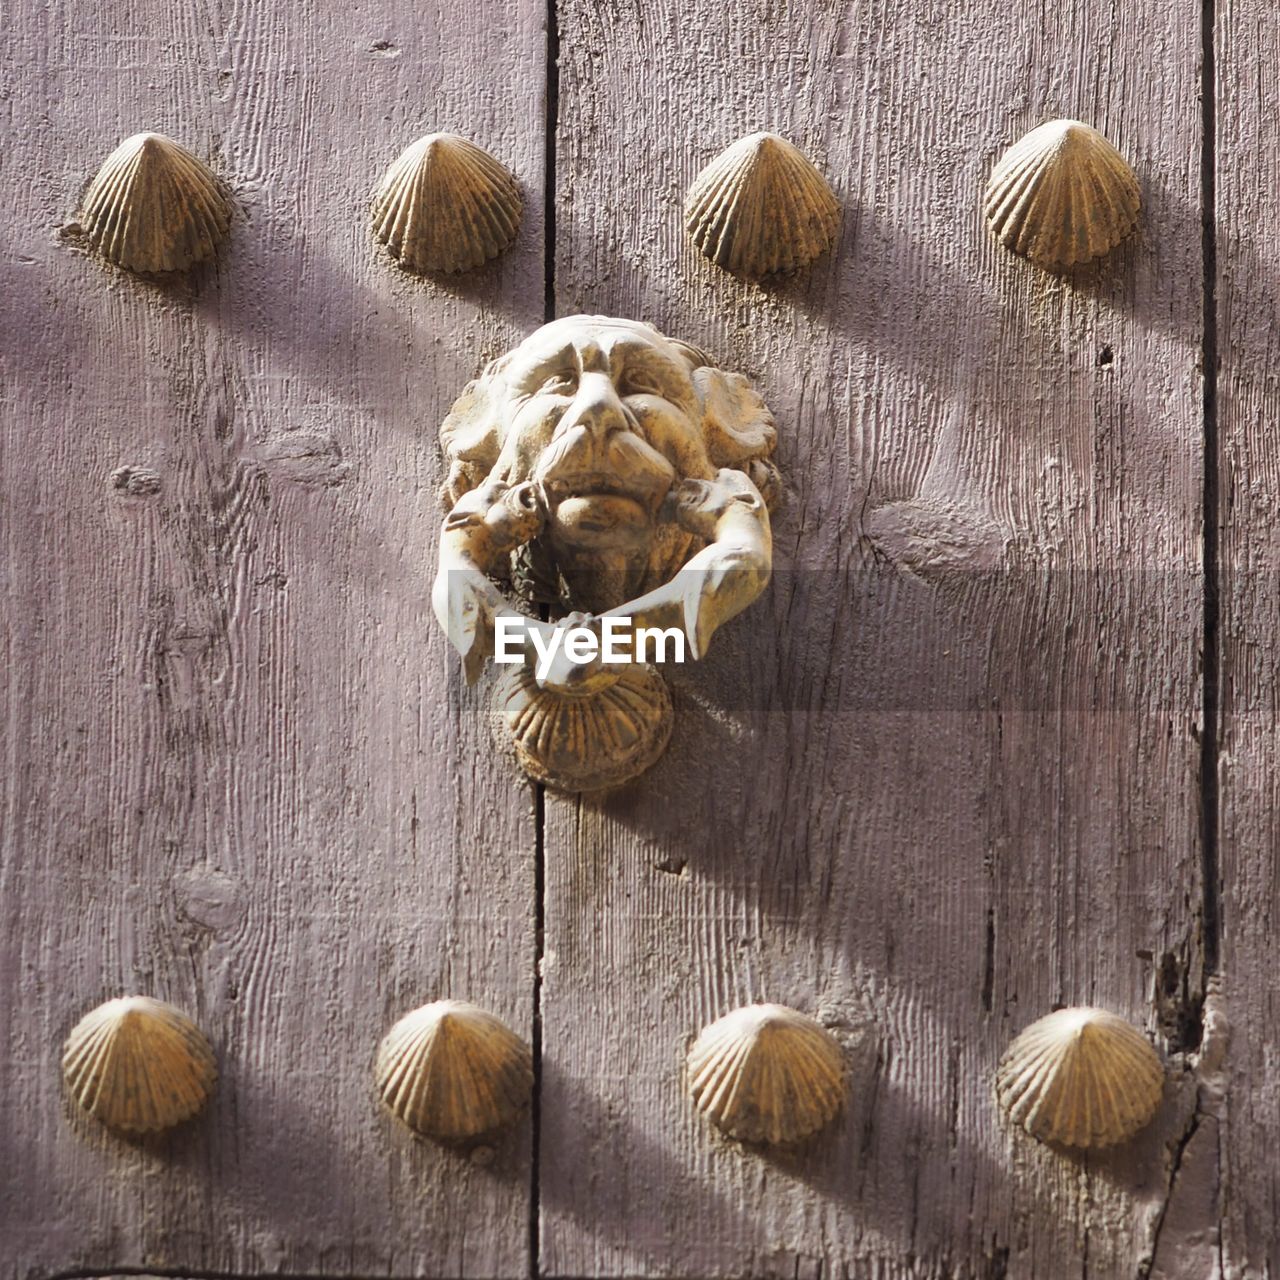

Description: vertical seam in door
[543,0,560,328]
[530,788,547,1280]
[530,6,560,1278]
[531,780,547,1280]
[1200,0,1221,977]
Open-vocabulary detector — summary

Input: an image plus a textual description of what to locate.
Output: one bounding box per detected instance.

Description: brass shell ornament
[78,133,231,274]
[687,1003,846,1145]
[62,996,217,1134]
[371,133,522,274]
[984,119,1140,270]
[996,1007,1164,1148]
[684,132,841,278]
[375,1000,533,1141]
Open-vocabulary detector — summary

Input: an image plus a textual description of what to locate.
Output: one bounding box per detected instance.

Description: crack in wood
[1139,1096,1204,1280]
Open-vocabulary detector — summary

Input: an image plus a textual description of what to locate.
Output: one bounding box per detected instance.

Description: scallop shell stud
[996,1007,1164,1148]
[984,119,1141,271]
[62,996,217,1134]
[684,132,841,278]
[77,133,231,274]
[375,1000,533,1141]
[371,134,522,274]
[687,1003,846,1145]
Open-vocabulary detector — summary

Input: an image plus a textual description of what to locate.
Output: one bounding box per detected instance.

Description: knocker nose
[555,371,628,441]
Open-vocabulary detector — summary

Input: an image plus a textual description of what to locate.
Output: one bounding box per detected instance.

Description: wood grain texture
[540,2,1209,1276]
[1216,2,1280,1273]
[0,1,544,1276]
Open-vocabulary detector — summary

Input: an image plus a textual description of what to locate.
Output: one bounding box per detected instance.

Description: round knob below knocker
[495,661,674,793]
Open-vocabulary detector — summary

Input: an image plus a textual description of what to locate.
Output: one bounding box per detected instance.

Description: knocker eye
[621,375,662,398]
[540,372,576,396]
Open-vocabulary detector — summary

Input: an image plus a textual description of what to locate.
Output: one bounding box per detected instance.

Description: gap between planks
[529,2,561,1278]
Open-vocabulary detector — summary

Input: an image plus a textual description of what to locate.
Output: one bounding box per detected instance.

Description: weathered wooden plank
[0,1,544,1276]
[1215,3,1280,1273]
[540,2,1206,1276]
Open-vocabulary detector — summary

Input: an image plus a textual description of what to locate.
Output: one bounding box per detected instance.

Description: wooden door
[1,0,1271,1277]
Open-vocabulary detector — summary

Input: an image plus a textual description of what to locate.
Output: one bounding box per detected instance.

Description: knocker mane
[437,315,781,615]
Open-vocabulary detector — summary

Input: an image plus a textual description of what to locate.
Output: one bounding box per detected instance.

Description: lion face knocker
[432,315,780,791]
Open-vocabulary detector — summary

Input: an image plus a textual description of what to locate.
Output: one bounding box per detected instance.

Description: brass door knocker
[432,315,781,791]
